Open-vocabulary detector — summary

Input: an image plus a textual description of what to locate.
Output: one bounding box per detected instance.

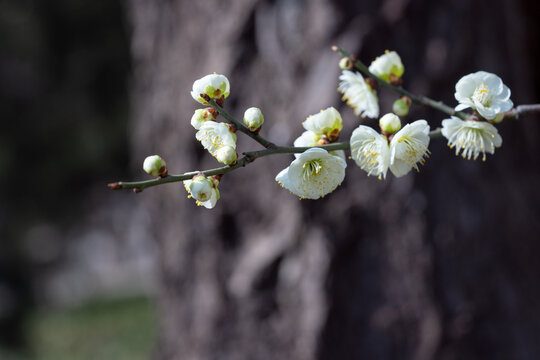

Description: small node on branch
[389,74,403,86]
[226,123,237,133]
[365,77,378,90]
[108,182,122,190]
[327,128,340,142]
[158,167,168,179]
[133,188,142,193]
[216,96,225,107]
[317,137,330,146]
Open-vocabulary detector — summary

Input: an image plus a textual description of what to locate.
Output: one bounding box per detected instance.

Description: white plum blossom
[143,155,167,177]
[441,116,502,161]
[388,120,430,177]
[350,119,430,179]
[292,107,345,159]
[350,126,390,179]
[338,70,379,118]
[368,50,404,82]
[275,148,347,199]
[302,107,343,139]
[195,121,237,161]
[454,71,513,120]
[243,107,264,130]
[183,175,220,209]
[293,130,346,160]
[191,73,230,105]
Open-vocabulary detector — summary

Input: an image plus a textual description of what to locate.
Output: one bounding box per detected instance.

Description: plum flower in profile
[183,175,220,209]
[388,120,430,177]
[350,126,390,179]
[293,107,346,160]
[368,50,404,83]
[275,148,347,199]
[195,121,237,164]
[454,71,513,120]
[293,130,345,160]
[350,118,430,179]
[441,116,502,161]
[338,70,379,118]
[302,107,343,140]
[191,73,230,105]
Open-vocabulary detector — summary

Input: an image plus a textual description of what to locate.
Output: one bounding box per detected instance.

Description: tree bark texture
[126,0,540,359]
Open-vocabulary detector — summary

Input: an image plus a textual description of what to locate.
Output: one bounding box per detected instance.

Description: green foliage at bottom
[25,296,156,360]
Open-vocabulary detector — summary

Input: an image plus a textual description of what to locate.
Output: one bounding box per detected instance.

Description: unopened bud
[143,155,167,177]
[369,50,404,83]
[189,175,214,202]
[379,113,402,134]
[339,57,353,70]
[392,98,410,117]
[216,145,237,165]
[191,108,217,130]
[243,107,264,131]
[191,73,230,105]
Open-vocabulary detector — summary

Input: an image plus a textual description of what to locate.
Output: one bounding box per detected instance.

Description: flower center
[397,136,430,169]
[196,191,208,201]
[472,83,491,106]
[302,160,323,181]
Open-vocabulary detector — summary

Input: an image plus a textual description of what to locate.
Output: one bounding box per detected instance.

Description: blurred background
[1,0,540,359]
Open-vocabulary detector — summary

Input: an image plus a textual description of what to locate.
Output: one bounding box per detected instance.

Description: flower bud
[369,50,404,83]
[339,57,353,70]
[191,73,230,105]
[379,113,402,134]
[216,145,237,165]
[143,155,167,177]
[188,175,214,202]
[392,98,410,117]
[243,107,264,131]
[191,108,217,130]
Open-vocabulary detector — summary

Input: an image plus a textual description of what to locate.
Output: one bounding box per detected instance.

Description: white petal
[275,148,346,199]
[389,120,430,177]
[338,71,379,118]
[302,107,343,134]
[455,102,472,111]
[350,125,390,178]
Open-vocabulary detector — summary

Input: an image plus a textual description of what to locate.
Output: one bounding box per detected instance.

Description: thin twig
[334,46,468,120]
[206,98,276,149]
[109,142,349,191]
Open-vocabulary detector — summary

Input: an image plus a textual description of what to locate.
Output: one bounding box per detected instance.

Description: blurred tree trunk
[126,0,540,359]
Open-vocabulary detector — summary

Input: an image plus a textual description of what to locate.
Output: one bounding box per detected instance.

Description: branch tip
[331,45,339,52]
[133,188,142,194]
[108,182,122,190]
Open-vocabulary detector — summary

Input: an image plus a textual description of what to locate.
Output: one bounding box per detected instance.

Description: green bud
[215,145,237,165]
[379,113,402,134]
[339,57,353,70]
[392,99,410,117]
[243,107,264,131]
[143,155,167,177]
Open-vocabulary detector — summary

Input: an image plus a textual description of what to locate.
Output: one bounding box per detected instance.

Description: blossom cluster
[137,49,514,209]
